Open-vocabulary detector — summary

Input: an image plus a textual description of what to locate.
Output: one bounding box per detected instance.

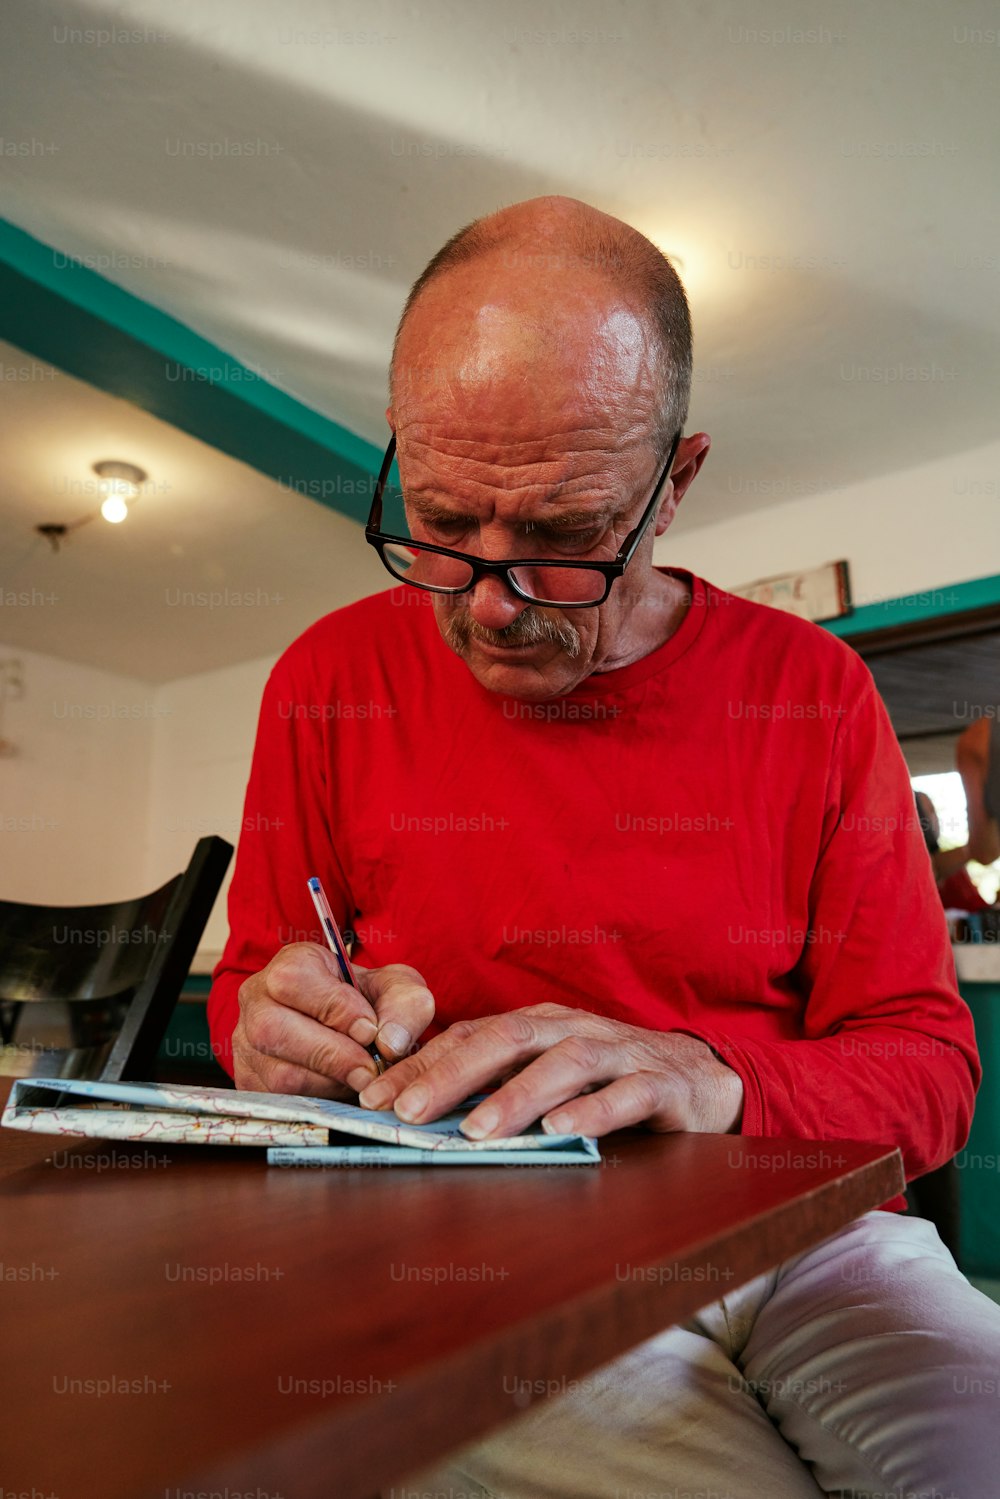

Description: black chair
[0,835,232,1083]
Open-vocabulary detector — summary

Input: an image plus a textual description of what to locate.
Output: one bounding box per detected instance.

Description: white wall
[0,639,274,970]
[659,436,1000,604]
[145,651,277,968]
[0,644,153,904]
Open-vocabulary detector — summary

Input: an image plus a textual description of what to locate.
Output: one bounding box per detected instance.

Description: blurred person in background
[916,717,1000,912]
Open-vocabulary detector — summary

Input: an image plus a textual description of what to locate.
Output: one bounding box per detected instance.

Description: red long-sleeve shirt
[209,569,979,1203]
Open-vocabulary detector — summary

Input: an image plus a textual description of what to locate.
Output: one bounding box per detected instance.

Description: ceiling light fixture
[92,459,148,523]
[34,459,152,550]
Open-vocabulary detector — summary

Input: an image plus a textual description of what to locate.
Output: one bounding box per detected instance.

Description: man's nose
[465,573,530,630]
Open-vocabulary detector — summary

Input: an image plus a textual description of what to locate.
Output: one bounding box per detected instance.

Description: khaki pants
[389,1211,1000,1499]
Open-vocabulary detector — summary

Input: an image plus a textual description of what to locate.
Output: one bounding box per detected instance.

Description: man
[209,197,1000,1497]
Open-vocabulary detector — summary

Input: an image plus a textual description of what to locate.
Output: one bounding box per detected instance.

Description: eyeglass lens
[382,542,607,604]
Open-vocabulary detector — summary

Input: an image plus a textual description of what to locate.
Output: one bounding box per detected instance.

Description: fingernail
[348,1016,378,1045]
[348,1066,378,1095]
[378,1022,411,1056]
[358,1079,390,1108]
[395,1084,428,1121]
[460,1105,499,1140]
[542,1112,573,1135]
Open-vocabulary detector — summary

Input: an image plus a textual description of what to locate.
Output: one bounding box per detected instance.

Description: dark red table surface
[0,1077,903,1499]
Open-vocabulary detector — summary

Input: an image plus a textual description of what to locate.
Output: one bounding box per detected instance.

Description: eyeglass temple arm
[619,427,683,563]
[368,433,398,532]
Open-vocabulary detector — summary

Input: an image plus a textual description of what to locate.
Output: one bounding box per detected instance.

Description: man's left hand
[356,1003,744,1139]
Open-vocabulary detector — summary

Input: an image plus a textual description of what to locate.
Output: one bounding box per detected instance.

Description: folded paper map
[0,1077,601,1166]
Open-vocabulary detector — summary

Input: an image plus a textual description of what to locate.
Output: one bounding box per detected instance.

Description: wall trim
[825,572,1000,640]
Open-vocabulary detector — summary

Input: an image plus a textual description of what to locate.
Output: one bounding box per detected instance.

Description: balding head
[389,196,692,457]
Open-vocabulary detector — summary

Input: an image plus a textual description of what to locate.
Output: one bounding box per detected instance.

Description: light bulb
[100,491,129,523]
[92,460,146,524]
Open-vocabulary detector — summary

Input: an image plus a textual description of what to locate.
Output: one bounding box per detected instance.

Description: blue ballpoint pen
[307,875,386,1076]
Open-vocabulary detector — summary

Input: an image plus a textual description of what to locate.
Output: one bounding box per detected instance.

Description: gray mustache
[444,607,581,658]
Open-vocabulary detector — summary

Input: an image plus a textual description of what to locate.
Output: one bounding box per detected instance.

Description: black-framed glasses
[364,427,682,608]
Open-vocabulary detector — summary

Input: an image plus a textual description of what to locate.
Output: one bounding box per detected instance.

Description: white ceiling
[0,339,391,681]
[1,0,998,679]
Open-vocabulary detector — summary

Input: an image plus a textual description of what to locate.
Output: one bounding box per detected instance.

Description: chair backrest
[0,836,232,1081]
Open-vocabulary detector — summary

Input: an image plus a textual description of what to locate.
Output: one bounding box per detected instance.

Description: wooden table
[0,1079,903,1499]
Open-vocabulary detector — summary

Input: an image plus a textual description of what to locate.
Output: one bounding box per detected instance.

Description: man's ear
[654,432,710,536]
[384,405,395,432]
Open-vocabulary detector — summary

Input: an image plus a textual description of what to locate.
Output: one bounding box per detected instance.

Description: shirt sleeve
[207,643,353,1078]
[680,677,981,1202]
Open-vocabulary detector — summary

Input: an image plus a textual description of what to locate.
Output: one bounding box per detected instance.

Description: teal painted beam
[3,220,994,623]
[826,572,1000,637]
[0,218,386,524]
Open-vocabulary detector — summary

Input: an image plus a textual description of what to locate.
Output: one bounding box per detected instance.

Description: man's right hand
[232,943,436,1097]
